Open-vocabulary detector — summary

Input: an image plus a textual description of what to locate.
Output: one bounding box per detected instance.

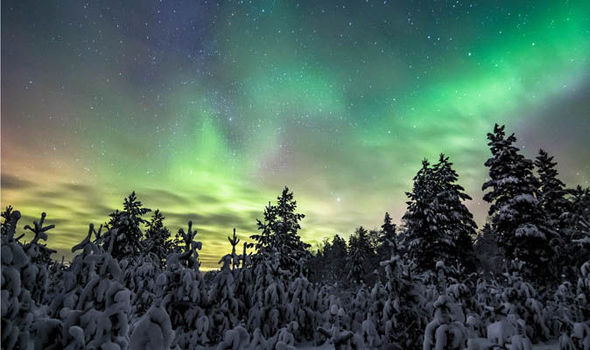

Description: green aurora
[2,0,589,268]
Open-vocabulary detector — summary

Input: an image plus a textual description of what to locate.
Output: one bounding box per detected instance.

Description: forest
[2,124,589,349]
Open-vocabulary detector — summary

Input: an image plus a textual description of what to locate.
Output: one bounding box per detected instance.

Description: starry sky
[2,0,590,268]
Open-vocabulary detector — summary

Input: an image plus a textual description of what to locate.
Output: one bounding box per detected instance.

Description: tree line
[311,124,589,286]
[1,123,589,349]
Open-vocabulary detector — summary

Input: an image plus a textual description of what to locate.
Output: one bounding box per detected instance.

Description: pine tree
[474,223,503,274]
[534,150,572,273]
[535,149,570,228]
[103,191,151,259]
[143,209,172,265]
[375,212,397,263]
[250,187,311,275]
[482,124,554,279]
[432,154,477,270]
[562,186,590,270]
[403,159,451,271]
[174,220,202,269]
[315,234,349,283]
[347,226,374,284]
[403,155,477,271]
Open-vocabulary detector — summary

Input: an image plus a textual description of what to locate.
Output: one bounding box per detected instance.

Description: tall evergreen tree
[403,160,452,271]
[250,187,310,275]
[562,186,590,270]
[432,154,477,269]
[474,223,503,274]
[143,209,172,265]
[534,149,570,228]
[482,124,554,279]
[377,212,397,259]
[103,191,151,259]
[403,156,476,271]
[347,226,374,284]
[310,234,349,283]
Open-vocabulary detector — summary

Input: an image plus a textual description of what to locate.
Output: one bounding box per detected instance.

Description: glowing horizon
[2,0,589,268]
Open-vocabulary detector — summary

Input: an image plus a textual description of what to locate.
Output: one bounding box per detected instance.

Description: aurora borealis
[2,0,589,268]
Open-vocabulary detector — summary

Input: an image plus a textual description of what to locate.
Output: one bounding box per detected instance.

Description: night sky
[2,0,589,268]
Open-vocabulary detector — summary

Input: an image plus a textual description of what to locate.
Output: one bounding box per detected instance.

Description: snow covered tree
[432,154,477,270]
[534,150,573,275]
[403,159,447,271]
[50,222,133,349]
[423,295,467,350]
[562,186,590,271]
[224,228,241,271]
[474,224,503,275]
[207,255,239,343]
[23,212,57,266]
[250,187,310,276]
[482,124,555,280]
[326,235,348,283]
[143,209,172,266]
[347,226,375,284]
[174,220,202,269]
[377,212,397,260]
[1,207,36,348]
[403,156,476,271]
[309,234,349,284]
[103,191,151,260]
[535,150,570,228]
[379,255,429,348]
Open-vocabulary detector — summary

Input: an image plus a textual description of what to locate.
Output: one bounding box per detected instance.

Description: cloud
[1,173,34,190]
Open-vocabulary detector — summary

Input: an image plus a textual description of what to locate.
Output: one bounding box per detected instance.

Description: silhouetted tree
[143,209,172,265]
[377,212,397,259]
[474,223,503,274]
[310,234,350,283]
[347,226,374,284]
[535,149,570,228]
[23,212,57,265]
[103,191,151,259]
[174,220,202,269]
[250,187,310,275]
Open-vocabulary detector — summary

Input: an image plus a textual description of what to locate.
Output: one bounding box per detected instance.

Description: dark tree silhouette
[250,187,310,275]
[535,149,570,228]
[103,191,151,259]
[143,209,172,265]
[347,226,374,283]
[378,212,397,258]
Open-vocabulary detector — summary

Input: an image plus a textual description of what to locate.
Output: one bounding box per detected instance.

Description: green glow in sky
[2,0,589,267]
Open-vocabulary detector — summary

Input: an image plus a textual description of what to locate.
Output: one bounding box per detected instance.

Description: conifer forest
[2,124,589,349]
[3,0,590,349]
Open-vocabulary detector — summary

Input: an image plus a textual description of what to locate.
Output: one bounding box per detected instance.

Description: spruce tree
[143,209,172,265]
[250,187,310,275]
[432,154,477,269]
[403,155,477,271]
[103,192,151,259]
[403,159,452,271]
[377,212,397,259]
[482,124,554,279]
[347,226,374,284]
[534,149,570,228]
[563,186,590,270]
[474,223,503,274]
